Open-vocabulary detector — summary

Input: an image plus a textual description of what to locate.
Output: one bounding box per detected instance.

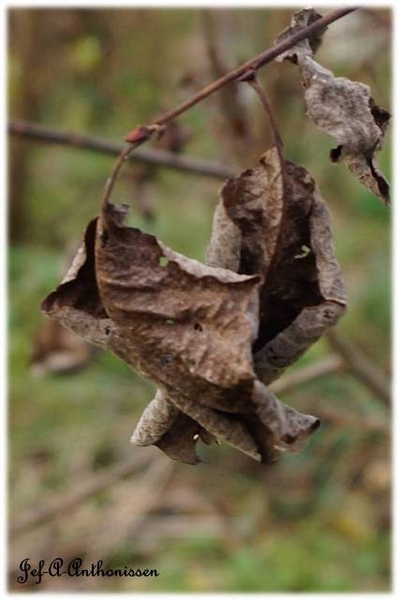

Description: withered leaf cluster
[41,8,391,465]
[42,146,347,465]
[275,9,391,205]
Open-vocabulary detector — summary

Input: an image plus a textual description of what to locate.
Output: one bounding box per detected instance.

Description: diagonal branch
[270,355,344,395]
[10,452,152,536]
[131,7,357,137]
[326,329,391,408]
[108,6,357,207]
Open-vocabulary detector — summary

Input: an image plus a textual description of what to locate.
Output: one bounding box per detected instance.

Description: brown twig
[201,10,224,76]
[101,146,132,209]
[107,7,356,206]
[8,119,235,180]
[270,355,344,395]
[10,452,152,536]
[314,405,388,432]
[270,334,390,410]
[243,74,284,152]
[85,454,176,558]
[140,7,357,133]
[326,329,391,407]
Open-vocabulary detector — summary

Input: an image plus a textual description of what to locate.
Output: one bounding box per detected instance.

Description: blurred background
[8,7,391,593]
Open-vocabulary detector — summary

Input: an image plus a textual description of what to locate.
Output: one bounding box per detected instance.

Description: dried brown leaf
[275,9,391,205]
[130,149,342,461]
[41,219,114,349]
[43,205,267,463]
[132,389,218,464]
[208,148,346,384]
[43,164,332,464]
[131,389,179,447]
[96,201,260,400]
[154,409,212,466]
[275,8,327,63]
[42,148,344,465]
[208,149,284,279]
[166,382,320,463]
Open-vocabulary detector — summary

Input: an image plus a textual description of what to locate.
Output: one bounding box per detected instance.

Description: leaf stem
[101,146,132,209]
[242,72,290,287]
[243,74,284,161]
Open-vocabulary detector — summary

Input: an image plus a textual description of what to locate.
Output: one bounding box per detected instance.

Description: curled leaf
[96,200,260,400]
[208,147,347,384]
[251,381,320,453]
[42,149,345,465]
[275,9,391,205]
[131,389,178,447]
[43,203,266,463]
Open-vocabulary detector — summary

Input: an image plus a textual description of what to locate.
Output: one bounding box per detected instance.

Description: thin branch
[326,329,391,408]
[270,355,344,395]
[139,7,357,133]
[103,7,356,206]
[10,452,152,536]
[315,405,388,432]
[270,333,390,410]
[84,455,176,558]
[8,120,235,180]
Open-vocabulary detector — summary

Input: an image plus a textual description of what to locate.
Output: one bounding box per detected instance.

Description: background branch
[201,10,253,165]
[326,329,390,407]
[270,355,344,395]
[10,452,152,536]
[9,120,234,180]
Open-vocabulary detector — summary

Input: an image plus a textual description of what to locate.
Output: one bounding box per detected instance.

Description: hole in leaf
[159,256,169,267]
[281,433,296,445]
[165,319,175,326]
[100,229,109,247]
[194,322,203,332]
[330,145,343,163]
[163,355,173,365]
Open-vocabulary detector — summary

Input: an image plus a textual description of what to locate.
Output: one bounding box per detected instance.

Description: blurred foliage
[8,7,391,593]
